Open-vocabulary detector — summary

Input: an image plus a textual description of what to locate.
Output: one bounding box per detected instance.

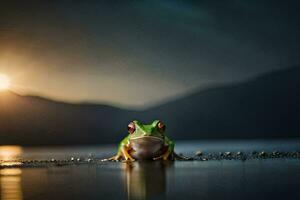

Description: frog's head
[127,120,166,142]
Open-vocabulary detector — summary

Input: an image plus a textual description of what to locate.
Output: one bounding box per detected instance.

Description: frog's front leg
[121,145,135,161]
[102,136,135,162]
[102,145,135,162]
[102,152,122,162]
[153,137,174,160]
[153,137,193,161]
[153,147,172,160]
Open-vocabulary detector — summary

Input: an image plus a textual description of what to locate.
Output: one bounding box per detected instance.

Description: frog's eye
[127,122,136,134]
[157,121,166,133]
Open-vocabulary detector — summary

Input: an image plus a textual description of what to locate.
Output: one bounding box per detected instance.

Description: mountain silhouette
[140,66,300,140]
[0,66,299,145]
[0,91,133,145]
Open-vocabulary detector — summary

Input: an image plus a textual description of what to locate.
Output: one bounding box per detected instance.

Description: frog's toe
[154,153,172,161]
[173,152,193,161]
[153,156,162,161]
[101,155,122,162]
[163,156,171,160]
[124,157,135,162]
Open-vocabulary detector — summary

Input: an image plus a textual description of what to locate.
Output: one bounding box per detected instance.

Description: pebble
[70,157,75,161]
[272,151,279,156]
[291,151,297,157]
[259,151,267,157]
[195,151,203,156]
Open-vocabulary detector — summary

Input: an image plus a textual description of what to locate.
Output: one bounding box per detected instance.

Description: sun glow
[0,74,10,90]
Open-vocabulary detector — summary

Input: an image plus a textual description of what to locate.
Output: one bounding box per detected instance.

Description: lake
[0,139,299,200]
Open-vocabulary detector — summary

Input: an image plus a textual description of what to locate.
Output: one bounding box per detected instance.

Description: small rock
[76,158,81,162]
[259,151,267,157]
[195,151,203,156]
[291,151,297,157]
[70,157,75,161]
[236,151,243,156]
[50,158,56,162]
[87,158,92,162]
[225,152,231,156]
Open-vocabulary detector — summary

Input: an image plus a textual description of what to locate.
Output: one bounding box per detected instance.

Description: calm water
[0,140,299,200]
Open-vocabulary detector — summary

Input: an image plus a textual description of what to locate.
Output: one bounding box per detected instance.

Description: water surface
[0,140,299,200]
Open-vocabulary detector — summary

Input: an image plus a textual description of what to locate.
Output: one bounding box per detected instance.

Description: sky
[0,0,299,109]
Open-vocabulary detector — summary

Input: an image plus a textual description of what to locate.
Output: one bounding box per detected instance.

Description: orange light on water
[0,147,24,200]
[0,169,23,200]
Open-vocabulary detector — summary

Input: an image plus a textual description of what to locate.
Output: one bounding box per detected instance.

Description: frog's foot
[121,155,135,162]
[153,150,172,161]
[173,152,193,161]
[101,154,122,162]
[121,147,135,162]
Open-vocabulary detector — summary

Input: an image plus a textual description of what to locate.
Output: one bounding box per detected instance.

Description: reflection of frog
[123,161,171,200]
[103,120,191,161]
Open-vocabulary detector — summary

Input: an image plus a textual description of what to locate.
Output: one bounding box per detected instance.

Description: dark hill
[0,66,299,145]
[140,66,300,139]
[0,91,134,145]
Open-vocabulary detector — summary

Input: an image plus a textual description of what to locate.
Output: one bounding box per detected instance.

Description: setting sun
[0,74,10,90]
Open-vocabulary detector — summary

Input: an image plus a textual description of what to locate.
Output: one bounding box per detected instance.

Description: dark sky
[0,0,299,109]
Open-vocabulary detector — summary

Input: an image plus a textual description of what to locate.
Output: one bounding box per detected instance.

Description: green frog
[103,120,191,161]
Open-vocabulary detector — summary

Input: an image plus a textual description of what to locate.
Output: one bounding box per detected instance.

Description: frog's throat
[129,135,164,141]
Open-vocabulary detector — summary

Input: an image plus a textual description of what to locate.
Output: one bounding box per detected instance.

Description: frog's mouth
[129,136,164,150]
[130,136,164,142]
